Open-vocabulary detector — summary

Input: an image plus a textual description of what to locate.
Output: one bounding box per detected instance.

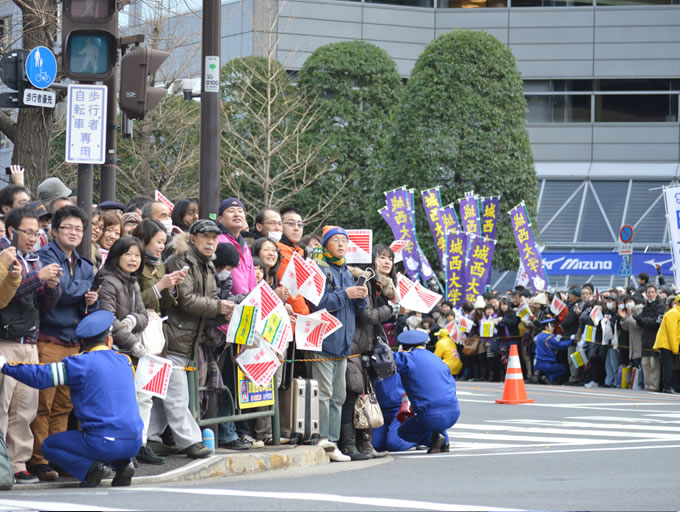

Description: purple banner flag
[407,188,435,282]
[509,203,549,293]
[422,188,446,270]
[459,192,481,235]
[416,244,435,281]
[383,188,421,280]
[464,234,496,299]
[439,204,461,233]
[480,196,500,241]
[445,230,468,308]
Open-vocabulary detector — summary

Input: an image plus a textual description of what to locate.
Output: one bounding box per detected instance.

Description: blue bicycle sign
[26,46,57,90]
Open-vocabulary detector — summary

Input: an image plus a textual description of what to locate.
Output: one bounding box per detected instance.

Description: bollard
[202,428,215,453]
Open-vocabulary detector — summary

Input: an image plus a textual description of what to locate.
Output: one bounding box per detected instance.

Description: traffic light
[0,49,28,107]
[119,47,169,120]
[62,0,118,81]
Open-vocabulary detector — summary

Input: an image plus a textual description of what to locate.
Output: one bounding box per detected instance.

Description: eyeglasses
[14,228,39,238]
[328,236,347,245]
[59,225,84,233]
[283,221,304,229]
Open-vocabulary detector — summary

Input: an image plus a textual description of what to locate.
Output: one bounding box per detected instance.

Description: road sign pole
[198,0,221,221]
[100,73,118,201]
[77,164,93,260]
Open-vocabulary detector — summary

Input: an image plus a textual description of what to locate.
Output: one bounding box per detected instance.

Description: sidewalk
[16,445,329,490]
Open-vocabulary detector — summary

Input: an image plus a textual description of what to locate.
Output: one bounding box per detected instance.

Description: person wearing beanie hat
[216,198,256,296]
[311,225,367,462]
[37,177,72,208]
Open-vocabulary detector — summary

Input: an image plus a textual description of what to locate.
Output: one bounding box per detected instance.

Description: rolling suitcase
[279,377,320,444]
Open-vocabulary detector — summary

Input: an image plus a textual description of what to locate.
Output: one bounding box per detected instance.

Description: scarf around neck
[323,247,344,266]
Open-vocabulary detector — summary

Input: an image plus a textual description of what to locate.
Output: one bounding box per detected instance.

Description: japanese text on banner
[459,192,480,236]
[509,203,549,293]
[480,197,500,241]
[445,230,468,308]
[421,188,446,270]
[382,188,421,280]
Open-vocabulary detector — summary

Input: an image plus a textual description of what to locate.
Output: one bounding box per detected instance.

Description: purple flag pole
[445,230,468,308]
[509,202,550,293]
[384,188,422,280]
[459,191,481,236]
[422,188,446,271]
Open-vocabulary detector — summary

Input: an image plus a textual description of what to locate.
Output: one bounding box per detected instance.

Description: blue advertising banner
[541,252,672,276]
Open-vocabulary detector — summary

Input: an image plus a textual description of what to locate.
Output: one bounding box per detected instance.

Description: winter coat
[276,236,310,317]
[578,306,606,359]
[0,238,61,343]
[435,333,462,375]
[653,304,680,354]
[217,225,256,296]
[560,300,581,338]
[164,233,224,359]
[345,266,393,395]
[0,258,20,309]
[137,259,177,314]
[38,240,98,345]
[621,304,643,360]
[95,266,148,352]
[633,297,665,354]
[315,260,366,357]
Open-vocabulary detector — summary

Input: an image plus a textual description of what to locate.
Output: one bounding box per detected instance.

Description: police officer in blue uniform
[534,317,574,384]
[372,372,418,452]
[0,310,143,487]
[394,330,460,454]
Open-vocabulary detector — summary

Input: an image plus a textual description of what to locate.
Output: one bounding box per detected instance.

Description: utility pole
[199,0,221,221]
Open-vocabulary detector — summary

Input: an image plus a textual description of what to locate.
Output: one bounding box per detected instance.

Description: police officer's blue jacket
[316,262,366,357]
[394,347,459,415]
[375,373,407,412]
[534,331,573,363]
[2,346,142,440]
[38,240,98,345]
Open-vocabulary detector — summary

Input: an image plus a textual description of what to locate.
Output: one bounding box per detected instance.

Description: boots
[357,429,388,458]
[339,421,371,461]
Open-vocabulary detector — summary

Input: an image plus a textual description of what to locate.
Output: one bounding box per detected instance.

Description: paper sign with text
[135,355,173,399]
[390,239,409,264]
[226,304,258,345]
[295,314,329,352]
[154,190,174,211]
[345,230,372,264]
[235,341,280,388]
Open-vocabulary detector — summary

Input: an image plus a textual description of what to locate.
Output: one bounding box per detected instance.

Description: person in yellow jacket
[434,328,462,376]
[0,247,21,308]
[652,295,680,394]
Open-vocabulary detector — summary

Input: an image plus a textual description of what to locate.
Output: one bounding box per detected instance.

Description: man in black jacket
[562,287,584,386]
[634,284,666,392]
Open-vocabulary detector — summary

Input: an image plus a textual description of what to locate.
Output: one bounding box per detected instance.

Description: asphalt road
[3,382,680,511]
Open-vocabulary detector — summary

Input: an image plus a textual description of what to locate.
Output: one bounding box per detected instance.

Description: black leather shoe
[80,461,111,488]
[111,460,135,487]
[441,443,450,453]
[427,432,446,454]
[136,445,165,465]
[339,445,372,461]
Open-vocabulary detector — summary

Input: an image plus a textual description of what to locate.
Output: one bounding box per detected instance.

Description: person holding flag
[533,317,574,384]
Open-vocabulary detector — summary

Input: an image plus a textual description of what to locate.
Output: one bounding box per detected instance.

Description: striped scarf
[323,248,344,266]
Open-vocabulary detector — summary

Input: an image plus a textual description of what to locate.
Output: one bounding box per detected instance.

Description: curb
[13,446,329,490]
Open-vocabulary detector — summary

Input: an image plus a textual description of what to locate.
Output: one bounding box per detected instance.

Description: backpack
[0,433,13,490]
[370,337,397,379]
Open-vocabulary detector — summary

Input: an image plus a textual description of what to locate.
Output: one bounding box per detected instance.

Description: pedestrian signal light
[119,47,169,120]
[62,0,118,81]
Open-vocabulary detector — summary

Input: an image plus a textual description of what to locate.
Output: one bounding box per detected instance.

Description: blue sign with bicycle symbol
[25,46,57,89]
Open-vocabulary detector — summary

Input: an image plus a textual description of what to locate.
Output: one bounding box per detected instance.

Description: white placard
[345,229,372,264]
[204,56,220,93]
[23,89,56,108]
[135,354,173,399]
[66,84,107,164]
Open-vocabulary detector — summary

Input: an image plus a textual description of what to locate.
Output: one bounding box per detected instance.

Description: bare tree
[220,0,349,227]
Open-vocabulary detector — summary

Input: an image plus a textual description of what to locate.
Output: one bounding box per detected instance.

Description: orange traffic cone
[496,344,534,404]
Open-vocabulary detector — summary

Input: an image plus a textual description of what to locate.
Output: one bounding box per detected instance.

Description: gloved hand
[0,354,6,371]
[130,342,146,359]
[120,314,138,332]
[555,335,563,341]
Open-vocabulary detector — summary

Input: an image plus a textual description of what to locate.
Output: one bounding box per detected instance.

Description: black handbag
[370,337,396,379]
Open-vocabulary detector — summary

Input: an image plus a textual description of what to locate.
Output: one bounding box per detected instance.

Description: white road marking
[452,422,680,440]
[121,487,522,512]
[0,500,126,511]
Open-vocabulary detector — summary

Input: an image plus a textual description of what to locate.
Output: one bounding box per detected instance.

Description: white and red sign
[299,259,326,306]
[235,341,280,388]
[400,280,442,314]
[308,309,342,339]
[390,240,409,264]
[242,280,284,331]
[590,305,603,326]
[135,355,173,399]
[261,305,293,355]
[154,190,174,211]
[550,296,567,316]
[345,229,372,264]
[295,314,329,352]
[395,273,416,302]
[279,253,326,306]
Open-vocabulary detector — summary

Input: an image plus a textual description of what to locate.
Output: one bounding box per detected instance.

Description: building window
[511,0,592,6]
[0,17,10,54]
[366,0,435,6]
[525,95,591,122]
[595,94,678,122]
[437,0,508,6]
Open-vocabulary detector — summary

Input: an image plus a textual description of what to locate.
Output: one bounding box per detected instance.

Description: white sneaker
[328,447,351,462]
[584,381,598,388]
[318,438,337,450]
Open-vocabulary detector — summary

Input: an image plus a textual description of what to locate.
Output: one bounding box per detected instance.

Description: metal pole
[100,73,118,202]
[77,164,93,260]
[199,0,221,220]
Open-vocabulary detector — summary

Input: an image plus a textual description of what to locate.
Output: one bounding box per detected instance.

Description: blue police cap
[98,200,125,211]
[76,310,115,342]
[397,330,429,346]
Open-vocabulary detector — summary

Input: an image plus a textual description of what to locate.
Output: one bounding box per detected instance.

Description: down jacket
[345,266,394,395]
[634,297,666,355]
[95,265,148,352]
[163,233,224,359]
